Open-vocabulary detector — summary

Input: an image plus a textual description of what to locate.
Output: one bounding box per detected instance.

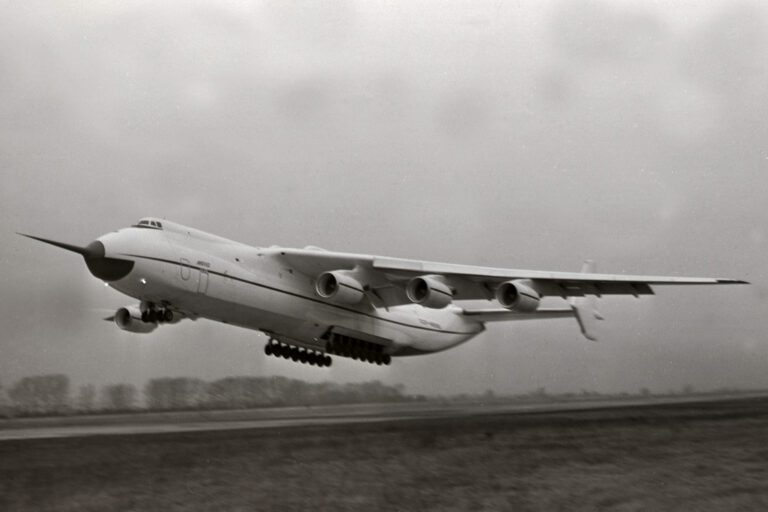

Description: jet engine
[405,275,453,309]
[114,305,158,334]
[315,271,365,304]
[495,280,541,312]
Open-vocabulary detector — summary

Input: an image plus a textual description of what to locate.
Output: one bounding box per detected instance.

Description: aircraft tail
[569,260,604,341]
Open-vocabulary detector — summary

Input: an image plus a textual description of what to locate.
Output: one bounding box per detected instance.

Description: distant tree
[356,380,405,402]
[145,377,208,410]
[682,384,695,395]
[77,384,96,412]
[8,374,70,415]
[640,387,651,397]
[102,383,137,411]
[0,379,10,417]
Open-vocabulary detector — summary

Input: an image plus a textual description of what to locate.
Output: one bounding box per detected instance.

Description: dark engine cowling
[405,275,453,309]
[315,271,365,304]
[115,306,158,334]
[495,280,541,312]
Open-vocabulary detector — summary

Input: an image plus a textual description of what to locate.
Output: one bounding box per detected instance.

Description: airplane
[19,217,747,368]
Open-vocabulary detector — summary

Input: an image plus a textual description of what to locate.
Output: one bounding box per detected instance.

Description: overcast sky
[1,0,766,397]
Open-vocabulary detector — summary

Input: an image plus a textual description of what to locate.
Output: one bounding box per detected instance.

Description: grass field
[1,397,767,511]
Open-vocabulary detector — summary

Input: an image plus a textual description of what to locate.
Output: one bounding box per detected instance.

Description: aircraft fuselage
[99,221,483,357]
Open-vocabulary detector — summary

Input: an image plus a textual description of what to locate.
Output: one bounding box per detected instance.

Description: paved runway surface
[1,393,764,441]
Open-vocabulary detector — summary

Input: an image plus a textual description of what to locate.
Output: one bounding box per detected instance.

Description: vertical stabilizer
[569,260,604,341]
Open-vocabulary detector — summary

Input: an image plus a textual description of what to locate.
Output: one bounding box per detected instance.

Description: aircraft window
[134,219,163,229]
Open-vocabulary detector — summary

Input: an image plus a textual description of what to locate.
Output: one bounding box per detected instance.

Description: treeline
[0,374,412,417]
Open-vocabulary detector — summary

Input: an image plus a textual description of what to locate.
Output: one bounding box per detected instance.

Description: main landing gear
[325,333,391,366]
[264,338,332,367]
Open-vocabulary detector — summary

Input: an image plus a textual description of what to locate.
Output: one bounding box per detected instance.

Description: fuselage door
[197,268,209,294]
[180,258,192,280]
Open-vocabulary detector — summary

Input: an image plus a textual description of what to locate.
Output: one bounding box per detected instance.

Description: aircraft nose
[18,232,135,282]
[83,239,134,281]
[83,240,106,259]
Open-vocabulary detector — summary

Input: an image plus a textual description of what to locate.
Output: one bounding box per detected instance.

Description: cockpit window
[133,219,163,230]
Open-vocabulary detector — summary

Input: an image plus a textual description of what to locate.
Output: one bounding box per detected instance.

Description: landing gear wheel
[265,344,273,356]
[163,310,174,322]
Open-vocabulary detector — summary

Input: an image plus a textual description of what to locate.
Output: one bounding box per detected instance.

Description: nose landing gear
[140,304,174,324]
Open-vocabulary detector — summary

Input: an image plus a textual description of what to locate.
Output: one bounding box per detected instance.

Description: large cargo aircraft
[19,218,746,367]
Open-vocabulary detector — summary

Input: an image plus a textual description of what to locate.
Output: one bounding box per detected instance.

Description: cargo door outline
[197,268,209,294]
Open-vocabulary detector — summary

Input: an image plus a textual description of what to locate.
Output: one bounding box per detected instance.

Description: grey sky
[1,0,766,396]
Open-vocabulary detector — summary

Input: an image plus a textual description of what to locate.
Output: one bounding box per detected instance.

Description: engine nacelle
[495,280,541,312]
[315,271,365,304]
[115,306,158,334]
[405,275,454,309]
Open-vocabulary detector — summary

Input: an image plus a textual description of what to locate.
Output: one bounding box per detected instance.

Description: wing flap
[462,308,575,322]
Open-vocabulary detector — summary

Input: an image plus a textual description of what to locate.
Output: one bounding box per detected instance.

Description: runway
[2,393,762,441]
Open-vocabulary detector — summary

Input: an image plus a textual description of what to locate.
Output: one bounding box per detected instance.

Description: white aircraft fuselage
[103,220,479,356]
[20,217,746,368]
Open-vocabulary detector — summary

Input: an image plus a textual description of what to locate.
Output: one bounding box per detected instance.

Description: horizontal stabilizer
[569,297,602,341]
[569,260,604,341]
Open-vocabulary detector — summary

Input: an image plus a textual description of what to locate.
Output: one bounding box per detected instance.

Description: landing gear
[140,303,174,324]
[325,333,392,366]
[264,338,332,368]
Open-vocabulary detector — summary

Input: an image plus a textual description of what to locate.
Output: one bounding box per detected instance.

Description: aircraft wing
[278,248,746,307]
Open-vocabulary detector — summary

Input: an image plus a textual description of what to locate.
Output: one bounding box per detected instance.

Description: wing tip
[717,279,750,284]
